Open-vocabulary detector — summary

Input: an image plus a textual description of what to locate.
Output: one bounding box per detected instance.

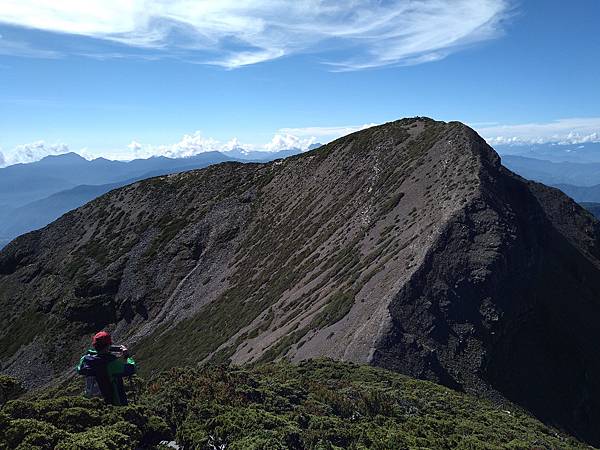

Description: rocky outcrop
[1,118,599,444]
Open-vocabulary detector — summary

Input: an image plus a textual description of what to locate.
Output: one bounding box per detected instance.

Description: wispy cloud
[0,0,512,69]
[0,34,60,58]
[475,118,600,145]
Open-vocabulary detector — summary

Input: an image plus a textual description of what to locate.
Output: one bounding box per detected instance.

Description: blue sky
[0,0,599,165]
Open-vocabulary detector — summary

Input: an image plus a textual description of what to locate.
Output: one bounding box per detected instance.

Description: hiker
[76,331,136,405]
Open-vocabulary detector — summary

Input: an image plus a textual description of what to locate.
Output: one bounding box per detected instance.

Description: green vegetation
[310,291,354,329]
[1,360,587,449]
[0,375,24,406]
[381,192,405,216]
[82,239,110,265]
[0,396,170,449]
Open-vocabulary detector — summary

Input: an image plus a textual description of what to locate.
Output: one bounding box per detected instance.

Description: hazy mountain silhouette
[497,142,600,163]
[502,155,600,187]
[582,202,600,219]
[555,183,600,203]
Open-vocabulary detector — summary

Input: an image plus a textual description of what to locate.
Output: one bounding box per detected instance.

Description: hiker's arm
[120,346,136,376]
[111,356,136,377]
[123,357,136,376]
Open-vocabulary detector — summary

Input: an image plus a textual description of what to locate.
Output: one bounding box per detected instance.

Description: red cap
[92,331,112,349]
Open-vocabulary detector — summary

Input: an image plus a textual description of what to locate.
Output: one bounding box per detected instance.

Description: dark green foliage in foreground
[0,396,170,449]
[0,375,25,406]
[1,360,590,449]
[144,360,587,449]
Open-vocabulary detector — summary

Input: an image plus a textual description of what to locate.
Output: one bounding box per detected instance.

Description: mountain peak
[1,118,600,444]
[38,152,87,164]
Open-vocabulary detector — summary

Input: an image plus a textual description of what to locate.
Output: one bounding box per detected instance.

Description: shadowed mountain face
[1,119,600,444]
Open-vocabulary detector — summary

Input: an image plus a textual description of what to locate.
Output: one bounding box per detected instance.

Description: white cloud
[113,118,600,162]
[0,141,70,167]
[162,132,221,158]
[125,132,223,160]
[475,117,600,146]
[264,133,316,152]
[0,0,512,69]
[222,138,246,152]
[117,127,344,161]
[127,140,142,151]
[11,117,600,167]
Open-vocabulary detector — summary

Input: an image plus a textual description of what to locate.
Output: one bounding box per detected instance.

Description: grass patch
[310,291,354,330]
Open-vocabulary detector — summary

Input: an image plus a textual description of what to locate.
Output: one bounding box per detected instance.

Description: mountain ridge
[1,118,600,444]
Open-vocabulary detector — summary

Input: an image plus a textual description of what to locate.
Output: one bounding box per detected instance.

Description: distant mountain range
[223,143,320,161]
[496,142,600,163]
[581,202,600,219]
[0,151,230,208]
[0,180,133,246]
[497,144,600,209]
[555,184,600,203]
[0,146,315,248]
[501,155,600,187]
[497,155,600,204]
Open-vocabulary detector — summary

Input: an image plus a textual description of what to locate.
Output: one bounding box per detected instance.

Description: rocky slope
[1,118,600,444]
